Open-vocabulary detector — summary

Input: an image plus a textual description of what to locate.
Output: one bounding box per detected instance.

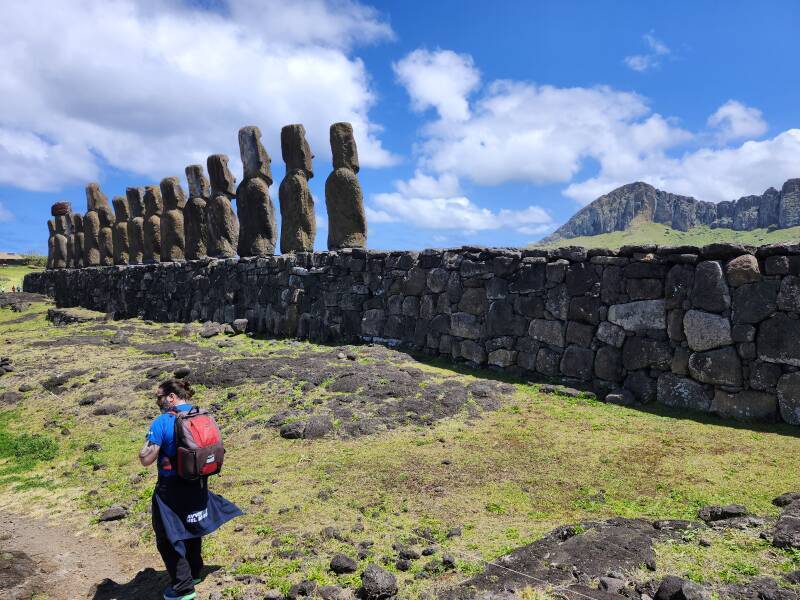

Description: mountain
[541,178,800,245]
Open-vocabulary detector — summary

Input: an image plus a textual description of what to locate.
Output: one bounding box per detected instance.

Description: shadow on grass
[92,565,221,600]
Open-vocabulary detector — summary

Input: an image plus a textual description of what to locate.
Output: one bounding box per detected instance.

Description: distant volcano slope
[541,178,800,245]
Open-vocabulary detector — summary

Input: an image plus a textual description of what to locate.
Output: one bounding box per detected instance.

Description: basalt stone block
[691,261,730,313]
[568,296,601,324]
[111,196,130,265]
[757,314,800,366]
[326,122,366,250]
[488,349,516,368]
[622,336,671,370]
[143,185,163,263]
[426,268,449,293]
[535,347,561,375]
[777,372,800,424]
[594,346,623,382]
[566,321,594,347]
[667,309,685,342]
[486,276,508,300]
[509,263,546,293]
[683,310,732,351]
[732,280,778,323]
[777,276,800,312]
[361,309,385,337]
[725,254,761,287]
[624,370,656,403]
[545,284,570,320]
[530,319,565,347]
[688,346,742,386]
[731,323,756,343]
[160,177,186,262]
[450,312,483,340]
[458,287,487,315]
[765,255,790,275]
[515,295,544,319]
[627,278,663,300]
[596,321,625,348]
[565,262,599,296]
[97,205,115,266]
[486,301,526,336]
[459,340,486,364]
[607,300,666,331]
[560,345,594,380]
[600,265,625,304]
[546,259,568,283]
[672,346,689,375]
[750,361,782,391]
[126,187,145,264]
[657,373,712,412]
[665,264,694,310]
[711,389,778,422]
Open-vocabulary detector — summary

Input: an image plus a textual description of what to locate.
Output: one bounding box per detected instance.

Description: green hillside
[535,221,800,249]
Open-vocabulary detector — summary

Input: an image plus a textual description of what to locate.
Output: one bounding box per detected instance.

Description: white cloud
[393,49,480,122]
[0,0,396,193]
[0,202,14,222]
[708,100,768,143]
[624,32,671,72]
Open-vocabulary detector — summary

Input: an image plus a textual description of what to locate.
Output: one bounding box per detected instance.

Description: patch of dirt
[1,312,39,325]
[30,336,112,348]
[0,292,48,309]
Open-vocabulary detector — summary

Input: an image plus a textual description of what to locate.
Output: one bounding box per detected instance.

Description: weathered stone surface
[750,361,782,391]
[560,345,594,380]
[657,373,712,411]
[237,126,277,257]
[777,372,800,425]
[207,155,239,258]
[142,185,162,263]
[360,564,397,600]
[682,310,732,351]
[51,215,69,269]
[777,275,800,312]
[622,337,671,370]
[691,261,730,313]
[530,319,564,347]
[688,347,742,386]
[126,187,145,264]
[711,389,778,422]
[596,321,625,348]
[207,153,237,198]
[545,284,569,320]
[594,346,623,382]
[565,321,594,347]
[185,164,211,200]
[535,347,560,375]
[607,300,666,331]
[451,312,483,340]
[758,314,800,366]
[568,296,601,325]
[565,262,599,296]
[624,370,657,403]
[665,264,694,309]
[326,122,366,250]
[280,125,316,253]
[725,254,761,287]
[732,280,778,323]
[160,177,186,262]
[111,196,130,265]
[239,125,273,181]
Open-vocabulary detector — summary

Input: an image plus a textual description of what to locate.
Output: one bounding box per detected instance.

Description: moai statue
[98,203,115,266]
[206,154,239,258]
[112,196,131,265]
[126,187,146,264]
[160,177,186,262]
[279,124,316,253]
[72,214,85,269]
[143,185,163,263]
[51,202,73,268]
[184,165,210,260]
[83,183,110,267]
[237,126,277,256]
[52,215,70,269]
[46,219,55,270]
[325,122,366,249]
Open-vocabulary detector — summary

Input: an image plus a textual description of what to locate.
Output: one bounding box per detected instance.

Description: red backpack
[171,407,225,480]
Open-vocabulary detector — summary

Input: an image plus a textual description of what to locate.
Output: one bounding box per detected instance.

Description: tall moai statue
[98,202,115,266]
[184,165,210,260]
[143,185,163,263]
[50,203,71,270]
[84,183,110,267]
[206,154,239,258]
[72,214,85,269]
[112,196,131,265]
[237,126,277,256]
[279,124,316,253]
[46,219,55,270]
[126,187,146,264]
[51,202,73,268]
[325,122,366,249]
[160,177,186,262]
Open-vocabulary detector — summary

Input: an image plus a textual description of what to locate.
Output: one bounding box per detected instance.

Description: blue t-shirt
[147,404,193,477]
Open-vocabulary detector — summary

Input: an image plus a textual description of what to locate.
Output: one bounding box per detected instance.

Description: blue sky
[1,0,799,254]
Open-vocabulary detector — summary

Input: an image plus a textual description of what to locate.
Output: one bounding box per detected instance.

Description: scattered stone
[329,553,358,574]
[698,504,748,523]
[173,366,191,379]
[98,505,127,522]
[360,564,397,600]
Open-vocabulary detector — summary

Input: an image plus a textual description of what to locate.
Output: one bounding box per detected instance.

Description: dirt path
[0,510,163,600]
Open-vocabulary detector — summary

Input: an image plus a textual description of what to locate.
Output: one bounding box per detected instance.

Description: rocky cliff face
[543,178,800,243]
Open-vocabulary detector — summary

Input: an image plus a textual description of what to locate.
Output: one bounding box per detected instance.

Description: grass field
[0,264,43,290]
[1,300,799,597]
[535,221,800,249]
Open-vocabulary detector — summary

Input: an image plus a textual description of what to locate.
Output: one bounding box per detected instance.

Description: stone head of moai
[112,196,130,221]
[186,165,211,199]
[72,213,84,233]
[85,182,110,212]
[281,124,314,179]
[54,214,69,235]
[330,122,359,173]
[126,187,146,219]
[239,126,273,185]
[98,205,115,228]
[144,185,163,216]
[160,177,186,210]
[207,154,237,197]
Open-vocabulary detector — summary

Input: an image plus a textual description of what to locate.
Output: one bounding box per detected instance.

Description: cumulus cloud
[0,0,396,193]
[708,100,768,143]
[624,32,671,72]
[0,202,14,222]
[388,47,800,213]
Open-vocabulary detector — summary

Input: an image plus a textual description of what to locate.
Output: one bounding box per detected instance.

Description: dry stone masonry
[25,241,800,428]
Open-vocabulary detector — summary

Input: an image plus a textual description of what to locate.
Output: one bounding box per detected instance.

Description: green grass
[535,221,800,249]
[0,302,799,597]
[0,263,43,290]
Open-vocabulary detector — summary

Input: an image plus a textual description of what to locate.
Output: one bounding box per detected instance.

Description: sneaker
[192,578,202,585]
[163,586,196,600]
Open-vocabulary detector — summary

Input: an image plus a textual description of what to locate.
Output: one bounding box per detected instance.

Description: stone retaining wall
[23,243,800,426]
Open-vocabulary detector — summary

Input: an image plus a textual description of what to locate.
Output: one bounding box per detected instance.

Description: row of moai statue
[46,122,366,269]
